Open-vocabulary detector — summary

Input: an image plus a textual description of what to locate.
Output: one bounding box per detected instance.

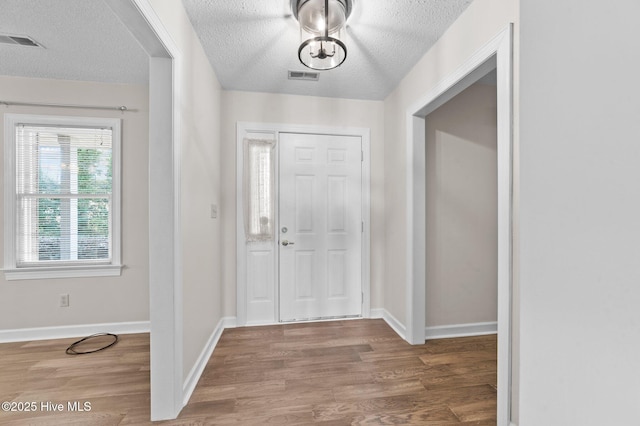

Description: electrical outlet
[211,204,218,219]
[59,293,69,308]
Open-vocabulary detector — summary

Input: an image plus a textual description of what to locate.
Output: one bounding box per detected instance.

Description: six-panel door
[279,133,362,321]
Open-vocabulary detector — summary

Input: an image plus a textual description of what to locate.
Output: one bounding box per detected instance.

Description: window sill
[3,264,123,281]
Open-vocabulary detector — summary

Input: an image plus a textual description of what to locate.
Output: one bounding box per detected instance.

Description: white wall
[425,82,497,327]
[382,0,518,419]
[384,0,517,323]
[519,1,640,424]
[148,0,223,380]
[220,90,385,316]
[0,76,149,330]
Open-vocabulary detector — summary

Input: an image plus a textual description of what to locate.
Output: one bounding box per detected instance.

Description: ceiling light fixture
[291,0,353,71]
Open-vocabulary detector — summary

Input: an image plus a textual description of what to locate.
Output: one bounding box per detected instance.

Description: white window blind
[15,124,113,265]
[243,138,275,242]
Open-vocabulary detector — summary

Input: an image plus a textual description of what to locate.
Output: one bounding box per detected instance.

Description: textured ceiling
[0,0,148,85]
[0,0,473,100]
[183,0,474,100]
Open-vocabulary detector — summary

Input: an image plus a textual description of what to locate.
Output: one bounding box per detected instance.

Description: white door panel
[279,133,362,321]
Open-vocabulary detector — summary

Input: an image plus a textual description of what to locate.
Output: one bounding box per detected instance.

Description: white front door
[279,133,362,321]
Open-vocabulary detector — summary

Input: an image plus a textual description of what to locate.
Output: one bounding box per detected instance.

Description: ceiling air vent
[0,34,43,48]
[288,70,319,81]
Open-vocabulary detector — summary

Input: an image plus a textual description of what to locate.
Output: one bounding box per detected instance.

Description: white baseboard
[369,308,384,319]
[222,316,237,328]
[379,309,406,341]
[425,321,497,340]
[370,311,496,343]
[0,320,150,343]
[182,316,236,406]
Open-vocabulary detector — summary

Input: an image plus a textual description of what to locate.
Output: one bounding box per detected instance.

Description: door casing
[236,122,371,326]
[405,25,514,425]
[104,0,183,420]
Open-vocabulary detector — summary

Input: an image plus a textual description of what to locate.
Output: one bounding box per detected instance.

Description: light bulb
[298,0,345,35]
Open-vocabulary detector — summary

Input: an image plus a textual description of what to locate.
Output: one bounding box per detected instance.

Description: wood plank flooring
[0,319,496,425]
[0,333,150,425]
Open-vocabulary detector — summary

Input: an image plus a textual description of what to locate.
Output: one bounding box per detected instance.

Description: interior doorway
[424,77,498,338]
[405,26,513,425]
[104,0,182,420]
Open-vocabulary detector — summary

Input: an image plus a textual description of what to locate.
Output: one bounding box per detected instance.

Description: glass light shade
[296,0,348,70]
[297,0,346,35]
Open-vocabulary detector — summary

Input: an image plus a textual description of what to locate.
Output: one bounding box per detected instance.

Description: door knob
[281,240,295,246]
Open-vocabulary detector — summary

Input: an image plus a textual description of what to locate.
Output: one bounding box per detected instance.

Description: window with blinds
[16,124,113,265]
[4,113,122,279]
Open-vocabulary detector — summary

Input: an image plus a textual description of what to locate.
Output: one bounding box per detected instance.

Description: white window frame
[3,113,122,280]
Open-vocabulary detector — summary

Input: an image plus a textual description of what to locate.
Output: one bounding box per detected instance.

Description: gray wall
[519,0,640,423]
[425,82,497,327]
[0,76,149,330]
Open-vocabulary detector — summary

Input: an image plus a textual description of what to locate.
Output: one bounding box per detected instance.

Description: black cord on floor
[66,333,119,355]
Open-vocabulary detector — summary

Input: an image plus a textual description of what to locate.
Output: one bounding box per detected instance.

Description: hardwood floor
[0,333,150,425]
[0,319,496,425]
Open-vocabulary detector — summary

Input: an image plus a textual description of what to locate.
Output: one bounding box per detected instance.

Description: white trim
[236,122,372,326]
[374,309,497,346]
[405,31,501,345]
[405,114,426,345]
[115,0,184,421]
[147,55,183,421]
[103,0,170,58]
[405,24,514,426]
[245,319,279,327]
[182,316,236,406]
[3,113,122,280]
[242,317,360,327]
[495,25,514,426]
[361,136,372,317]
[3,265,123,280]
[380,309,407,340]
[221,316,237,329]
[369,308,384,319]
[425,321,498,340]
[236,128,247,326]
[0,321,150,343]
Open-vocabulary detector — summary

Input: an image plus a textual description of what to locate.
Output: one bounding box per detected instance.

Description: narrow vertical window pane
[244,138,275,241]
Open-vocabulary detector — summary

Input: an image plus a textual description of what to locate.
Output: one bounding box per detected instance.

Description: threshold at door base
[280,315,362,323]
